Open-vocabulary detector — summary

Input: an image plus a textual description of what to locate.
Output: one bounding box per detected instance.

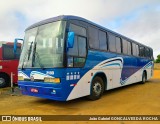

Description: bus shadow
[103,82,141,95]
[31,95,89,108]
[102,79,160,97]
[148,78,160,83]
[30,79,159,107]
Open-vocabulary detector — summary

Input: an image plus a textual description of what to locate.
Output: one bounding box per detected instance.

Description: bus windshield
[19,21,66,68]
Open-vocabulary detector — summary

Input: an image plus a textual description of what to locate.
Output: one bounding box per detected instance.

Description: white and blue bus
[17,15,154,101]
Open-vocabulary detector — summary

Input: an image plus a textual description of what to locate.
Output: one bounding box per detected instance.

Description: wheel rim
[0,78,5,84]
[93,82,102,96]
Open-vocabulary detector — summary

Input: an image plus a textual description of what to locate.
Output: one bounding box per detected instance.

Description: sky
[0,0,160,59]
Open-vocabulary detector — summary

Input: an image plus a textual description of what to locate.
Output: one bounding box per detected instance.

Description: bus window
[99,30,107,51]
[116,37,121,53]
[127,42,131,55]
[150,49,153,59]
[70,24,86,36]
[67,57,73,67]
[68,36,86,67]
[89,26,99,49]
[74,57,86,67]
[145,48,150,58]
[2,44,15,60]
[136,44,139,56]
[122,39,128,55]
[68,24,87,67]
[132,43,140,57]
[68,36,78,56]
[132,43,137,56]
[78,37,86,57]
[108,33,116,52]
[139,46,145,57]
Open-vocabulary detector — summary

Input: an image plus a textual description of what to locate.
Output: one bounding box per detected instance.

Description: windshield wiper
[28,42,33,60]
[32,42,45,70]
[21,41,33,70]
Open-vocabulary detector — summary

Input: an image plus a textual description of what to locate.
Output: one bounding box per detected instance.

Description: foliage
[155,54,160,63]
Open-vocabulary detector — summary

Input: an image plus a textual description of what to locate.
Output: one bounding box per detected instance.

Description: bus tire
[88,76,104,100]
[0,74,9,88]
[141,71,146,84]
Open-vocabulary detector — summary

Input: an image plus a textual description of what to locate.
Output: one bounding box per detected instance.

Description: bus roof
[26,15,152,49]
[0,41,14,47]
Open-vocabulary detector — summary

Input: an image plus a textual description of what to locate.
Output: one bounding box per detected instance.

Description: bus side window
[132,43,137,56]
[139,46,145,57]
[68,24,87,67]
[132,43,140,57]
[67,36,78,56]
[2,44,15,60]
[68,36,87,67]
[136,44,139,56]
[145,47,150,58]
[67,57,73,67]
[127,42,131,55]
[78,37,86,57]
[108,33,116,52]
[74,57,86,67]
[99,30,107,51]
[116,37,122,53]
[148,48,150,59]
[70,23,86,36]
[89,26,99,49]
[150,49,153,59]
[122,39,128,55]
[74,36,86,67]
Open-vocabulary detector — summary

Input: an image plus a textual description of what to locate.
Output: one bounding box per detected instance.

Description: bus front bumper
[18,82,67,101]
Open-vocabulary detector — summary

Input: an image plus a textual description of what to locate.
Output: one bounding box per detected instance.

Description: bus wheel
[88,76,104,100]
[141,72,146,84]
[0,75,9,88]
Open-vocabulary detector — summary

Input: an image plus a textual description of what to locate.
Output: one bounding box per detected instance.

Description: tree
[156,54,160,63]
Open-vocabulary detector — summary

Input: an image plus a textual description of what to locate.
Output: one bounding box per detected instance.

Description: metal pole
[11,72,14,93]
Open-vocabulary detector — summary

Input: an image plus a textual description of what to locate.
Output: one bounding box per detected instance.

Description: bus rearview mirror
[67,32,75,48]
[14,38,24,54]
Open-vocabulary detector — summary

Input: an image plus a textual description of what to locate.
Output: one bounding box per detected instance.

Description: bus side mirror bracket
[67,32,75,49]
[14,38,24,54]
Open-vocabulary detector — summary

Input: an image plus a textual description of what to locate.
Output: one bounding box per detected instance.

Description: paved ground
[0,69,160,124]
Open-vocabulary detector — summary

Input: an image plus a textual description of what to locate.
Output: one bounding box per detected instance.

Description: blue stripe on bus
[101,63,121,68]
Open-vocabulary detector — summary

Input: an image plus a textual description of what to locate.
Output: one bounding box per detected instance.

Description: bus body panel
[0,60,19,84]
[18,68,89,101]
[0,41,21,85]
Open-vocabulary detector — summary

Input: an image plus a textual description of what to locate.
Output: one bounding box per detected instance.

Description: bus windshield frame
[18,21,66,69]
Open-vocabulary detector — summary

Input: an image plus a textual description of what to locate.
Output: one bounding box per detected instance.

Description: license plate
[30,88,38,93]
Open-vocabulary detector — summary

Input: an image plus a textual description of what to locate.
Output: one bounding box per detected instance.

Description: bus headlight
[44,77,60,83]
[18,76,24,81]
